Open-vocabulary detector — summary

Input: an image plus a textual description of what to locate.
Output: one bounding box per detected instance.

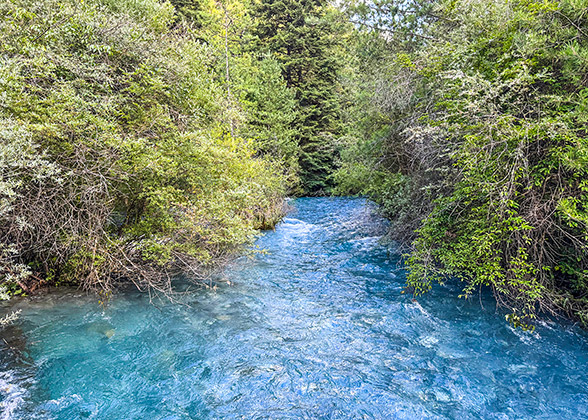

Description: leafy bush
[0,0,286,296]
[339,0,588,327]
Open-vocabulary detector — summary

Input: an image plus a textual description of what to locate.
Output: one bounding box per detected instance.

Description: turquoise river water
[0,197,587,419]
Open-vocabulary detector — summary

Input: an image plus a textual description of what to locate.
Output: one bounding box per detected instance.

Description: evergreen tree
[168,0,209,27]
[250,0,342,194]
[237,57,301,187]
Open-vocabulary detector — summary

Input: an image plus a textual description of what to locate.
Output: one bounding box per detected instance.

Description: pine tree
[168,0,208,26]
[250,0,341,194]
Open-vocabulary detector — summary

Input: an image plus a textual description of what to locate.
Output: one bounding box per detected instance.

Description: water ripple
[1,197,587,419]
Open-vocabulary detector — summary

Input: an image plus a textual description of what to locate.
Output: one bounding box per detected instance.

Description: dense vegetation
[0,0,291,297]
[337,0,588,327]
[250,0,344,193]
[1,0,587,329]
[0,0,347,301]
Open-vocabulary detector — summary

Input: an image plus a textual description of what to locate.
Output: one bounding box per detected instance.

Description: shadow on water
[0,197,587,419]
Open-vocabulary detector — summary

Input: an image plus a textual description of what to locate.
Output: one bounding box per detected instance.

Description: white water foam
[0,371,27,420]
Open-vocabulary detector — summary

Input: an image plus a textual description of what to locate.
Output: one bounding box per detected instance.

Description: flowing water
[1,197,587,419]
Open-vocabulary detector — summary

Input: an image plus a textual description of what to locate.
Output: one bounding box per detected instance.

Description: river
[0,197,587,419]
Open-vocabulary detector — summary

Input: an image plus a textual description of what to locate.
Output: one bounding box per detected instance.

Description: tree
[168,0,210,27]
[237,56,301,186]
[250,0,343,193]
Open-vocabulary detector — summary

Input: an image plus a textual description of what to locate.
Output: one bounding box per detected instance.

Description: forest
[1,0,588,331]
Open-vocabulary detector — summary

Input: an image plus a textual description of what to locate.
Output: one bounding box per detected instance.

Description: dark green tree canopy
[250,0,343,193]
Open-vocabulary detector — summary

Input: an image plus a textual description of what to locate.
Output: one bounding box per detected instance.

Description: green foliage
[169,0,305,192]
[236,56,301,187]
[250,0,344,194]
[168,0,209,26]
[0,0,287,296]
[338,0,588,326]
[342,0,436,50]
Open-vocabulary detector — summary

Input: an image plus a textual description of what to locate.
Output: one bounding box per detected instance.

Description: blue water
[1,197,588,419]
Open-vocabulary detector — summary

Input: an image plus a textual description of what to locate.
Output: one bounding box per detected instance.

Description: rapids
[0,198,587,419]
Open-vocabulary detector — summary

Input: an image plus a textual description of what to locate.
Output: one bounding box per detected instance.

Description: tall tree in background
[250,0,342,194]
